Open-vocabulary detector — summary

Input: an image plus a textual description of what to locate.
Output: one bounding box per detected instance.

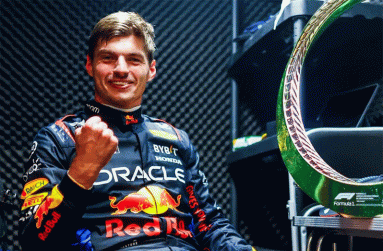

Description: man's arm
[19,116,118,250]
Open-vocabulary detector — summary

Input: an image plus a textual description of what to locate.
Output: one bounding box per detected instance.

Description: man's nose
[114,57,129,76]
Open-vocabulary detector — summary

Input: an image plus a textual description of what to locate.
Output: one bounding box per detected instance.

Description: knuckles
[75,117,117,145]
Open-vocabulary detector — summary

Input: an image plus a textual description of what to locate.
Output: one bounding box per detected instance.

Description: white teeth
[112,82,128,86]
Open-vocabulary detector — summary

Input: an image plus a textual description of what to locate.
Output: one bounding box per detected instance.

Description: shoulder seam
[54,115,76,143]
[153,119,182,142]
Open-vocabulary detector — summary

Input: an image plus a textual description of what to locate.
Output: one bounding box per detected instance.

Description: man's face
[86,35,156,109]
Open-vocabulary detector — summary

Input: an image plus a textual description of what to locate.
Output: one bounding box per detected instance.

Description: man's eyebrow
[96,49,112,54]
[96,49,145,58]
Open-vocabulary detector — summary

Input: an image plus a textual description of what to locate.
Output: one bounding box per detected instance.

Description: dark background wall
[0,0,281,250]
[4,1,382,250]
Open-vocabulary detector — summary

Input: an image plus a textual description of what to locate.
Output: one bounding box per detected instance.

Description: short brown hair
[87,11,156,62]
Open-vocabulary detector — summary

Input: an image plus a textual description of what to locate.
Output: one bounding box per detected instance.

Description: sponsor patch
[153,144,178,156]
[21,178,49,199]
[155,156,182,165]
[105,217,192,239]
[109,185,181,215]
[22,192,48,211]
[19,205,39,222]
[38,211,61,241]
[23,158,42,182]
[186,185,212,232]
[35,185,64,229]
[27,141,38,161]
[94,166,185,186]
[149,130,178,141]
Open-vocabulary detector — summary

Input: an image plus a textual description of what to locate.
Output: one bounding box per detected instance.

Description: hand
[68,116,118,189]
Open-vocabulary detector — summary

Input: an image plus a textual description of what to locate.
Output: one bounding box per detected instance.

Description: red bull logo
[34,185,64,229]
[125,115,138,125]
[109,186,181,215]
[109,193,153,215]
[106,217,161,238]
[38,211,61,241]
[105,217,193,239]
[160,189,181,211]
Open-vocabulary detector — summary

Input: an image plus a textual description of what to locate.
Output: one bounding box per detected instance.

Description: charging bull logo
[109,186,181,215]
[34,185,64,229]
[109,193,153,215]
[125,115,138,125]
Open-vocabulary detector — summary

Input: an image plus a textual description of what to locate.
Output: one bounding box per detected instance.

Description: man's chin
[108,98,140,110]
[95,92,140,108]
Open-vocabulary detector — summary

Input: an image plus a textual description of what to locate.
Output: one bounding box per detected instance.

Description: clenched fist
[68,116,118,189]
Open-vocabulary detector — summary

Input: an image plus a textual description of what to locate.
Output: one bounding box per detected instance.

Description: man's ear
[86,55,93,77]
[148,59,156,82]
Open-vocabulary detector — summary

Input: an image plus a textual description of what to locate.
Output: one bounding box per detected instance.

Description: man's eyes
[100,55,114,61]
[99,55,142,64]
[127,56,143,63]
[130,58,143,64]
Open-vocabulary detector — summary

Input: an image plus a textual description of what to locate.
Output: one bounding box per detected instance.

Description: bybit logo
[153,144,178,156]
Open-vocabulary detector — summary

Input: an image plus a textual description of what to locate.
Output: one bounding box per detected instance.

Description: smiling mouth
[109,81,132,88]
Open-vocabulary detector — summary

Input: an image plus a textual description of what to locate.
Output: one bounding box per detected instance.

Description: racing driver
[19,11,256,251]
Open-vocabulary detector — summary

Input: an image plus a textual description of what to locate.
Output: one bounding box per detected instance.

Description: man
[19,11,255,251]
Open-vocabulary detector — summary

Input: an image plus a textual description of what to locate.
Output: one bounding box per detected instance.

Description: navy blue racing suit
[19,100,254,251]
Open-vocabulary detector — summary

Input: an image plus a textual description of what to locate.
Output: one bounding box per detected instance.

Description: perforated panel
[4,0,380,250]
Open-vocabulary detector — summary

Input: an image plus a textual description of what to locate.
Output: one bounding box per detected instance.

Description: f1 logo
[334,193,355,200]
